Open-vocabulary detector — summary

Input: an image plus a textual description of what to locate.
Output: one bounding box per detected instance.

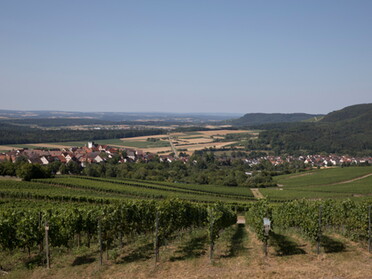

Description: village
[0,141,370,168]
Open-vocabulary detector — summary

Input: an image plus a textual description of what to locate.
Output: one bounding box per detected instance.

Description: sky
[1,0,371,114]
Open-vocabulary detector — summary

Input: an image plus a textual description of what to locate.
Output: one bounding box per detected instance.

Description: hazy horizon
[1,1,371,114]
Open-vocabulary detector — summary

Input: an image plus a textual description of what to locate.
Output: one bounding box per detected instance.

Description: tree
[66,160,82,174]
[16,163,51,181]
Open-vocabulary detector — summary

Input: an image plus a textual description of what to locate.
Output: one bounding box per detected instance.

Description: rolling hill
[257,103,372,155]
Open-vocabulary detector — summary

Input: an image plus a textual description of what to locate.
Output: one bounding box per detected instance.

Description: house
[126,149,136,160]
[55,156,67,164]
[40,156,52,165]
[88,142,95,149]
[0,154,7,162]
[27,156,43,164]
[84,152,105,164]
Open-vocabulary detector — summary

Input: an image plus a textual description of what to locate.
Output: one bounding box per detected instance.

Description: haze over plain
[1,0,371,113]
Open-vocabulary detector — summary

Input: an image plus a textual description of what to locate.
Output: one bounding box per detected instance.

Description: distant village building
[0,141,371,169]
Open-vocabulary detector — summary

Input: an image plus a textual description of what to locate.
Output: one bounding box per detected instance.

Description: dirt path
[169,136,178,158]
[251,188,264,199]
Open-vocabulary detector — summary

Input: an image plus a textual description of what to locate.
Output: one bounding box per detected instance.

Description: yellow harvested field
[120,134,169,141]
[0,146,18,151]
[140,147,173,153]
[196,130,255,136]
[109,145,172,154]
[204,125,232,129]
[176,141,236,151]
[176,138,213,144]
[31,143,71,149]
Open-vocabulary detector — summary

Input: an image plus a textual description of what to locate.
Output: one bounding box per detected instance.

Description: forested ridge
[255,104,372,155]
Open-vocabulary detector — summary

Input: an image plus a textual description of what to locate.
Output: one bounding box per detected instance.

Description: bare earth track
[251,188,264,199]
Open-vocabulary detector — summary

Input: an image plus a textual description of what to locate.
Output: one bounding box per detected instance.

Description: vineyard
[0,173,371,278]
[32,176,255,203]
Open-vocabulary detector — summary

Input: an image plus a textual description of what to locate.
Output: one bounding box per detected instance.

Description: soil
[251,188,264,199]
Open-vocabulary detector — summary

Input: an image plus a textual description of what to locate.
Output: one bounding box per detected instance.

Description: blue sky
[1,0,371,114]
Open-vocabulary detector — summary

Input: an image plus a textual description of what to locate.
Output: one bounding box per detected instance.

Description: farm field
[116,129,256,154]
[0,129,258,155]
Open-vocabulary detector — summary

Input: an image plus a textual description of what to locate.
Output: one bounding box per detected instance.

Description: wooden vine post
[98,219,103,266]
[317,206,322,255]
[44,220,50,269]
[209,216,214,262]
[368,205,371,253]
[119,207,124,248]
[263,218,271,256]
[154,210,160,264]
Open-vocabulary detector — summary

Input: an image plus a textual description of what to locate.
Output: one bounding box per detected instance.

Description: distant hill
[320,103,372,123]
[257,103,372,156]
[229,113,323,126]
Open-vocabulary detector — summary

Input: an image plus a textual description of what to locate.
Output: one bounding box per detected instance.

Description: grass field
[261,166,372,200]
[260,187,356,200]
[293,175,372,194]
[274,166,372,187]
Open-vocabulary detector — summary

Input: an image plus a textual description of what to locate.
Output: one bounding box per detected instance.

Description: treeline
[250,104,372,156]
[0,151,308,187]
[0,160,52,181]
[257,120,372,156]
[0,122,164,145]
[81,151,300,187]
[69,151,307,187]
